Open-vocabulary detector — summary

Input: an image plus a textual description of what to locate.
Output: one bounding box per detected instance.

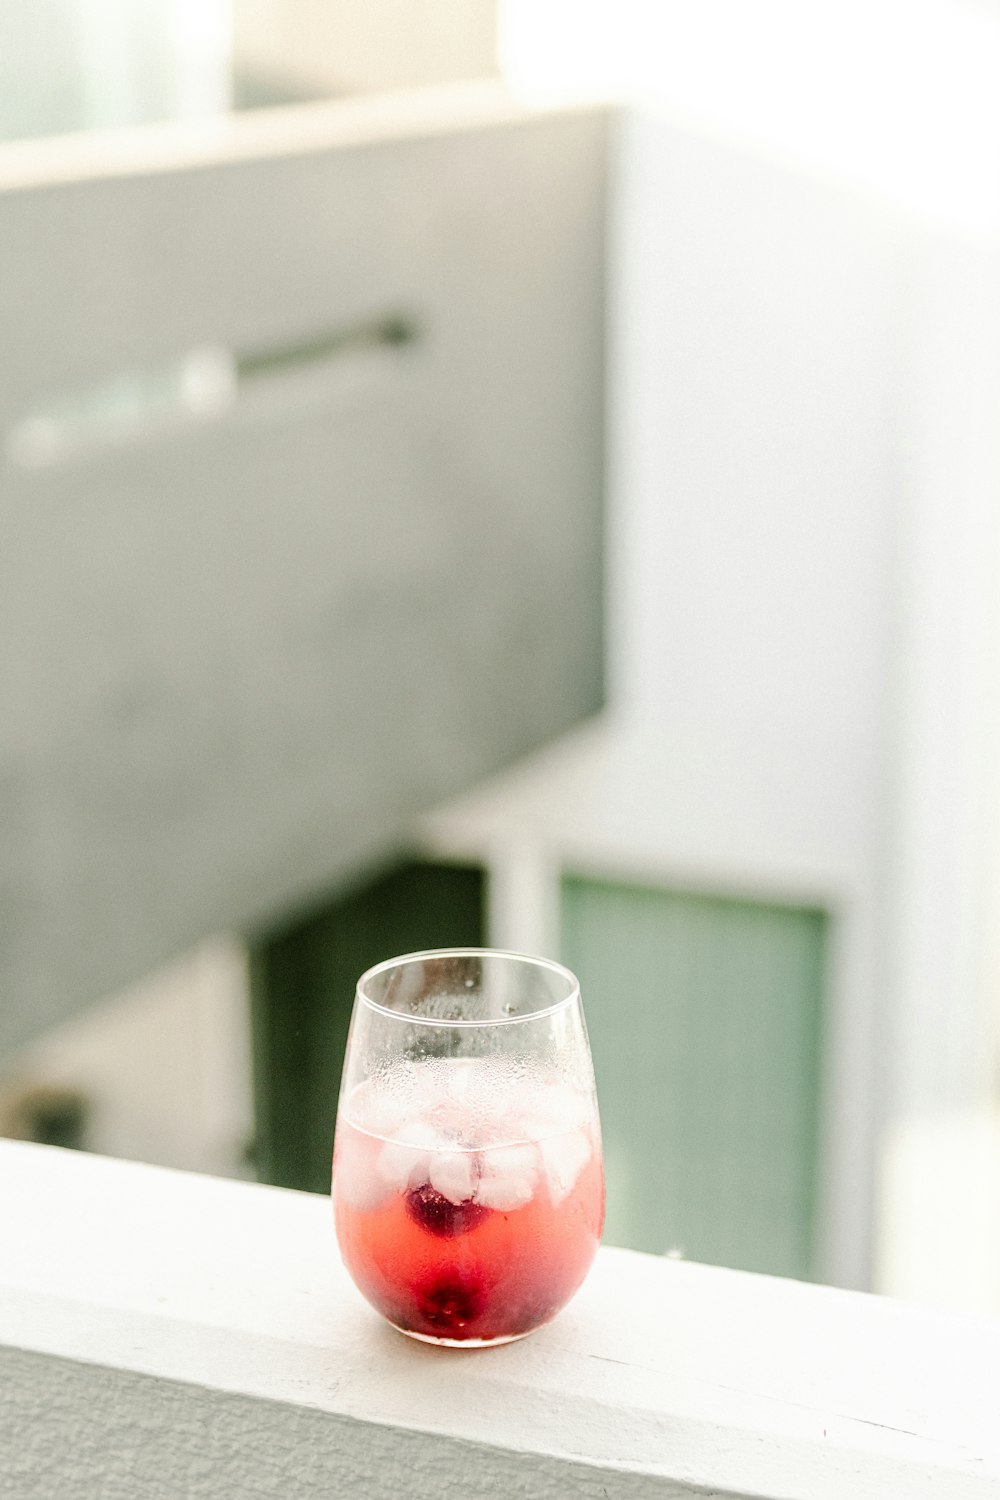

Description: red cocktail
[332,951,604,1346]
[334,1061,604,1343]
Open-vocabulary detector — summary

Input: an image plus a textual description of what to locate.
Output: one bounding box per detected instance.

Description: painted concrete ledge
[0,1140,997,1499]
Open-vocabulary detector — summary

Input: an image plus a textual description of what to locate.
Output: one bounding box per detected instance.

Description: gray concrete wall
[0,89,608,1053]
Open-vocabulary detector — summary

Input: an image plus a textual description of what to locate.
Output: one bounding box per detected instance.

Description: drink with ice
[332,951,604,1346]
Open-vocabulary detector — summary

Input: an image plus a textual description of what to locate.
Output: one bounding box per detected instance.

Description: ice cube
[346,1066,423,1138]
[364,1091,413,1140]
[428,1149,478,1205]
[377,1120,442,1193]
[439,1057,480,1100]
[335,1145,391,1212]
[476,1143,539,1212]
[530,1081,589,1134]
[539,1130,591,1205]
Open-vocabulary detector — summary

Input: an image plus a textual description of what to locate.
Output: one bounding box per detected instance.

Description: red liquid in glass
[334,1068,604,1344]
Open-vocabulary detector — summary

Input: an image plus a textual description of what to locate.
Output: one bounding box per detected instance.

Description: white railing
[1,1140,997,1498]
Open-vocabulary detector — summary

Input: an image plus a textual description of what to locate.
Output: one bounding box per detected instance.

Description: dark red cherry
[405,1183,489,1238]
[420,1275,486,1330]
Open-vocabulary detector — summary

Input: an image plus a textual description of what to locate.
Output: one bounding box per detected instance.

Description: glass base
[388,1320,535,1348]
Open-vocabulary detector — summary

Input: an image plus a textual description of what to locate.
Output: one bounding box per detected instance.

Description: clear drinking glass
[332,949,604,1346]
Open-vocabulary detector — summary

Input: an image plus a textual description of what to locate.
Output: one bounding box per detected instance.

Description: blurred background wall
[2,0,998,1320]
[235,0,497,104]
[0,0,232,137]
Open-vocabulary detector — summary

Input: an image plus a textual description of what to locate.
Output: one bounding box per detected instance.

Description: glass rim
[355,947,581,1028]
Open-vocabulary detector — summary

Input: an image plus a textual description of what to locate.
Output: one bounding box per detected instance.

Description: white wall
[874,232,1000,1311]
[608,116,901,868]
[234,0,497,97]
[500,0,1000,235]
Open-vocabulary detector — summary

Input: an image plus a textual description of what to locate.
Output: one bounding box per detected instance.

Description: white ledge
[1,1140,998,1498]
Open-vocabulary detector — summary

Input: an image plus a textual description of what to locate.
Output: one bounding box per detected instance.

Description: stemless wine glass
[332,949,604,1346]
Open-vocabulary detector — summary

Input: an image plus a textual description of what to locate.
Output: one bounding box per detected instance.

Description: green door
[561,875,827,1280]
